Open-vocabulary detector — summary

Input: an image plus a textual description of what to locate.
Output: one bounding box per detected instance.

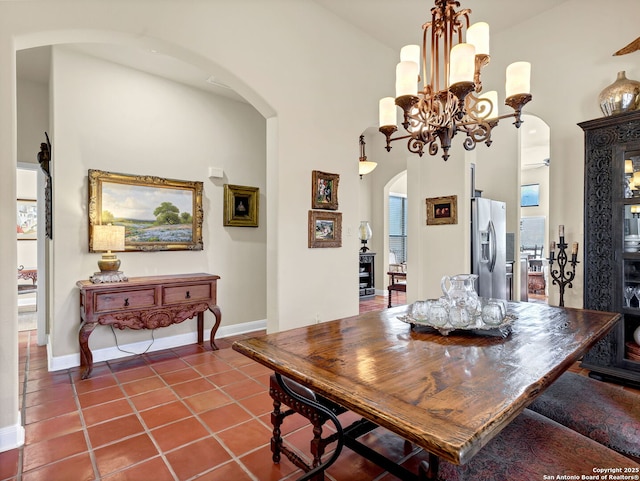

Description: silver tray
[397,313,516,338]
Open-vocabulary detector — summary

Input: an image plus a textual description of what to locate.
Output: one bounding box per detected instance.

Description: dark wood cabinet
[580,110,640,386]
[359,252,376,298]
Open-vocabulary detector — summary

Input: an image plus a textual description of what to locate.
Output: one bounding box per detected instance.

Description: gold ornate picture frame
[426,195,458,225]
[223,184,259,227]
[308,210,342,248]
[311,170,339,210]
[88,169,204,252]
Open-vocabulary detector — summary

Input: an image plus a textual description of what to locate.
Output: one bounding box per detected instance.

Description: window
[389,194,407,264]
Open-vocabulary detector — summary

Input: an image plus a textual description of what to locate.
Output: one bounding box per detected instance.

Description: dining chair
[387,252,406,308]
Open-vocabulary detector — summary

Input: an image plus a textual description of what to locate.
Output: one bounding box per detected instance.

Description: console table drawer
[95,288,157,312]
[163,283,212,304]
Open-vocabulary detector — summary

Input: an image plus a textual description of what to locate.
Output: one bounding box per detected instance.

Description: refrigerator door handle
[488,220,497,273]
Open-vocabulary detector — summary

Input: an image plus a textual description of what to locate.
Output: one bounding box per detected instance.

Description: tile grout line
[148,350,263,481]
[15,330,32,481]
[101,362,181,481]
[68,369,101,480]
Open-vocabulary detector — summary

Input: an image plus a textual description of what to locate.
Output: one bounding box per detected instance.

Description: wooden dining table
[232,301,620,480]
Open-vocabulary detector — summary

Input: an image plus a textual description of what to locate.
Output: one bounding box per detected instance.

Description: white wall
[483,0,640,306]
[49,46,267,358]
[0,0,396,448]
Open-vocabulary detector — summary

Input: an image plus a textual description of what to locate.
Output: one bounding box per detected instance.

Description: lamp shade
[400,45,421,72]
[449,43,476,85]
[379,97,397,127]
[359,221,372,241]
[506,61,531,97]
[467,22,490,56]
[359,161,378,176]
[395,61,419,97]
[93,224,125,252]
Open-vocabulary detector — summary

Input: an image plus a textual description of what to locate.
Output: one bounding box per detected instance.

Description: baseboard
[48,319,267,372]
[0,413,25,452]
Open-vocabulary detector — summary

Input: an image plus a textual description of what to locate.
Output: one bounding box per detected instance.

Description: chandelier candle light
[378,0,533,160]
[548,225,579,307]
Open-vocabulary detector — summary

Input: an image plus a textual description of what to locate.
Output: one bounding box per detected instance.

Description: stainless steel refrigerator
[471,197,507,300]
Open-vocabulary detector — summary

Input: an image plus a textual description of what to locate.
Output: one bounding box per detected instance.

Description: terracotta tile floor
[3,294,638,481]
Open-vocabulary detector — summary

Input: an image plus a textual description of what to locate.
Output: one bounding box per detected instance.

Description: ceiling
[312,0,566,52]
[16,0,557,160]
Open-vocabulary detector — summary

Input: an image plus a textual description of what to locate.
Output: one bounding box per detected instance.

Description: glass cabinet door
[621,150,640,365]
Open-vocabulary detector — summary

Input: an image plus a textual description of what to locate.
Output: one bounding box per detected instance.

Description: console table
[77,273,221,379]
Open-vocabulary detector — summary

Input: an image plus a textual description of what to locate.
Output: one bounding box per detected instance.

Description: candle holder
[548,236,579,307]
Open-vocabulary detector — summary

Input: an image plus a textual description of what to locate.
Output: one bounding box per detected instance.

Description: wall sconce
[359,221,372,252]
[90,224,127,284]
[359,135,377,179]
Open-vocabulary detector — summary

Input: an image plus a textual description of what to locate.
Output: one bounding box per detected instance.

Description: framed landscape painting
[88,169,204,252]
[308,210,342,248]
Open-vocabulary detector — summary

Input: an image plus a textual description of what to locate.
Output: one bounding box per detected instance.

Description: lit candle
[395,61,419,97]
[449,43,476,85]
[379,97,397,127]
[505,61,531,98]
[559,225,564,238]
[572,242,579,256]
[467,22,490,56]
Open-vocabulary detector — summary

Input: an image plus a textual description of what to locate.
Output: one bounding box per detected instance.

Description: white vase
[634,325,640,345]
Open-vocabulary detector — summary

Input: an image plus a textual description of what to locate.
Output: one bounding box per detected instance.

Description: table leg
[418,454,440,481]
[79,321,98,380]
[209,305,222,350]
[197,312,204,345]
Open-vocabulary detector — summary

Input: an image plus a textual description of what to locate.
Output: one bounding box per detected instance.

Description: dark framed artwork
[224,184,259,227]
[17,199,37,240]
[88,169,204,252]
[426,195,458,225]
[311,170,339,210]
[308,210,342,248]
[521,184,540,207]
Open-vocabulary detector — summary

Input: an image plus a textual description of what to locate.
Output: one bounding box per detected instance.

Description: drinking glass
[410,301,428,321]
[427,299,449,328]
[625,286,635,308]
[482,298,506,326]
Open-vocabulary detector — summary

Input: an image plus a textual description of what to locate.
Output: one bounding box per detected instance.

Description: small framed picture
[311,170,339,210]
[17,199,37,240]
[308,210,342,248]
[426,195,458,225]
[224,184,259,227]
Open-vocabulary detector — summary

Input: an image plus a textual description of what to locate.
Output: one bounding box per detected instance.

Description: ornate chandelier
[378,0,532,161]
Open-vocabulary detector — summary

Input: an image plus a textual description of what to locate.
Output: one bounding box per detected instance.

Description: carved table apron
[77,273,221,379]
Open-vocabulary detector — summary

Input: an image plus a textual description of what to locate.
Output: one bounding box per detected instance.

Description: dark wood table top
[233,302,619,465]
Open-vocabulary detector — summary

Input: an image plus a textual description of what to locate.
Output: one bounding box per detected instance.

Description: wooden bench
[438,409,640,480]
[528,371,640,462]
